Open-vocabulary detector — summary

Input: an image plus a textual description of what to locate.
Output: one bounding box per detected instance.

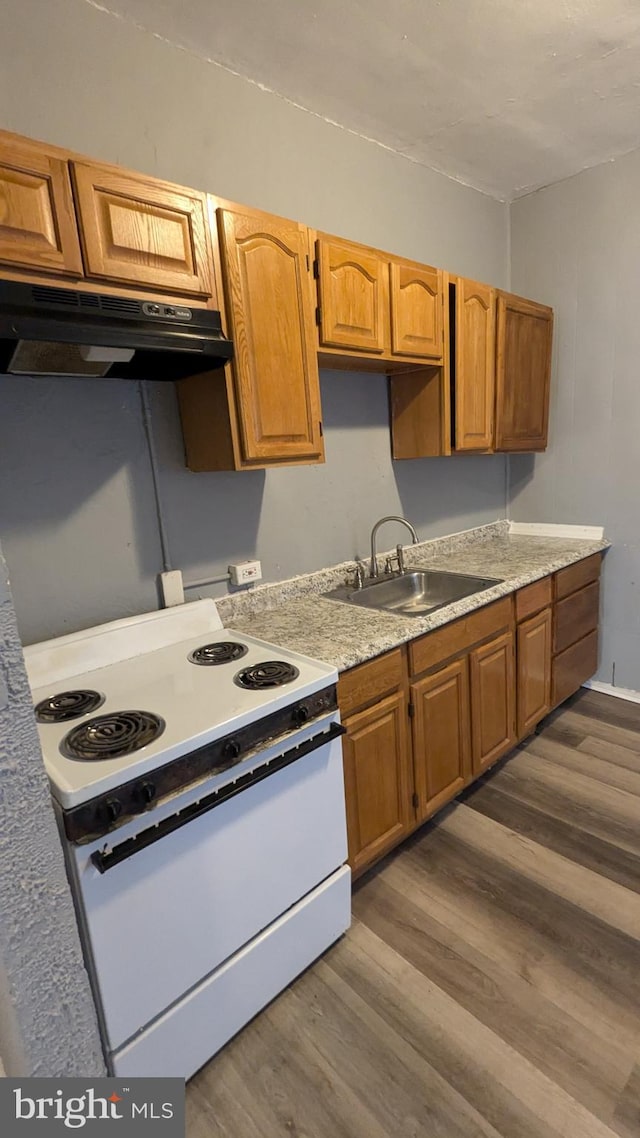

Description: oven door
[68,716,347,1051]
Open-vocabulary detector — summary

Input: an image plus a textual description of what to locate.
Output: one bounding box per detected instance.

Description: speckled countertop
[218,522,608,672]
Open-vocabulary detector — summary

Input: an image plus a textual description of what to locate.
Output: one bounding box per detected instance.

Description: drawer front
[552,629,598,707]
[515,576,552,622]
[553,580,599,655]
[409,597,512,677]
[555,553,601,601]
[338,648,405,717]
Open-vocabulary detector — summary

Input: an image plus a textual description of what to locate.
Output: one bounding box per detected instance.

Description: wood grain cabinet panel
[411,658,471,820]
[454,277,496,451]
[495,291,553,452]
[71,162,213,297]
[342,691,413,874]
[338,649,405,719]
[0,135,82,275]
[552,629,599,707]
[555,553,601,601]
[390,260,443,360]
[409,597,512,677]
[218,207,323,463]
[553,581,599,655]
[316,237,387,353]
[515,576,553,622]
[470,630,516,774]
[517,607,552,738]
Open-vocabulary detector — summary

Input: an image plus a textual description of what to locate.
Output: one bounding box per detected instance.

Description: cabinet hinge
[412,792,419,810]
[313,259,320,280]
[315,306,322,326]
[319,421,323,437]
[408,702,415,718]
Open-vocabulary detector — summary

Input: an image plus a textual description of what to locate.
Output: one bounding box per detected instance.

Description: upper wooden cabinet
[216,206,322,465]
[453,277,496,452]
[315,236,387,354]
[392,280,553,458]
[0,134,82,276]
[390,259,443,361]
[71,162,214,299]
[315,237,444,363]
[495,291,553,452]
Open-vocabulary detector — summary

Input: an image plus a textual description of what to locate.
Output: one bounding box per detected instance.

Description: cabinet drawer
[554,553,601,601]
[515,576,552,622]
[553,581,599,655]
[552,629,598,706]
[409,597,512,677]
[338,648,405,718]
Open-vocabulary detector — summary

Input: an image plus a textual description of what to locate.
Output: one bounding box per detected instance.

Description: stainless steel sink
[323,569,503,618]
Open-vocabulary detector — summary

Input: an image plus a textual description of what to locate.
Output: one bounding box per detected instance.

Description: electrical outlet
[160,569,184,607]
[229,560,262,586]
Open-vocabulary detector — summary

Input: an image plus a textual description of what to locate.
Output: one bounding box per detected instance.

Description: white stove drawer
[111,865,351,1078]
[71,724,347,1050]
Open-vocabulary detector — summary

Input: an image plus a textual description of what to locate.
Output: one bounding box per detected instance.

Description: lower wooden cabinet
[517,607,552,738]
[469,630,516,774]
[341,690,412,875]
[411,657,471,820]
[339,562,602,878]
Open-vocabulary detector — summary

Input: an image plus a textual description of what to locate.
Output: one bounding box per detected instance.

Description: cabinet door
[517,608,552,738]
[411,658,471,820]
[71,162,213,297]
[218,207,323,463]
[0,135,82,275]
[316,237,387,353]
[455,277,496,451]
[342,691,412,874]
[390,260,443,360]
[495,292,553,451]
[469,630,516,774]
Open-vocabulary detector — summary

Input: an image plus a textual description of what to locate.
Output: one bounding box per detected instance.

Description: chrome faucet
[369,516,419,578]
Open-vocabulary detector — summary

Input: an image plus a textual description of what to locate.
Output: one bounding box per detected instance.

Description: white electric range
[24,600,350,1078]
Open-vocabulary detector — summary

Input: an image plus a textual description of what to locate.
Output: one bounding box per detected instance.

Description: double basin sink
[324,569,502,619]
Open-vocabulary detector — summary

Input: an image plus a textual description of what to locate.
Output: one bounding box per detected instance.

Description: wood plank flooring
[187,689,640,1137]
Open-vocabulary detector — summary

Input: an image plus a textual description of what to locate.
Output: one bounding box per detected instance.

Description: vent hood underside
[0,281,234,381]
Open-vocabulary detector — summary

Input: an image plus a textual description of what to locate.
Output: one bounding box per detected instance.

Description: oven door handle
[91,721,346,875]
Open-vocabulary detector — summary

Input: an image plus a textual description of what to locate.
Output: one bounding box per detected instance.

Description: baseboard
[582,679,640,705]
[508,521,605,540]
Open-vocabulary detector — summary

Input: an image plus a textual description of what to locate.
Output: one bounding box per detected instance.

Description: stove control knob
[222,739,241,762]
[103,798,122,825]
[134,781,156,808]
[293,704,310,727]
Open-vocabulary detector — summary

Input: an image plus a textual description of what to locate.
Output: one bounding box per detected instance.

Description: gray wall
[0,542,105,1076]
[0,0,508,644]
[510,150,640,690]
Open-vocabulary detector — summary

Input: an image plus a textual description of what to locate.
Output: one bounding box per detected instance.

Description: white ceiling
[91,0,640,200]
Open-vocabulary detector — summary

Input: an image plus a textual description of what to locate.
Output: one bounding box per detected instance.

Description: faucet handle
[352,560,366,589]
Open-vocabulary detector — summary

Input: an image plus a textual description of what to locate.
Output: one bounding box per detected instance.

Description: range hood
[0,279,233,380]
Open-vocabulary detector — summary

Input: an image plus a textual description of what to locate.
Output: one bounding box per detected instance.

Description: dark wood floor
[187,689,640,1138]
